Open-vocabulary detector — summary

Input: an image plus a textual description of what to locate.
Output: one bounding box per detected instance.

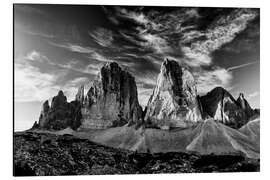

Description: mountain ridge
[34,59,258,130]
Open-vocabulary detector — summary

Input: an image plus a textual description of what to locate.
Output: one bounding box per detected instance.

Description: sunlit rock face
[79,62,142,129]
[75,85,84,104]
[144,59,202,129]
[38,91,82,130]
[200,87,249,128]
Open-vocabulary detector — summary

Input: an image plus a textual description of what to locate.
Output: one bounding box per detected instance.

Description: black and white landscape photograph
[14,4,260,176]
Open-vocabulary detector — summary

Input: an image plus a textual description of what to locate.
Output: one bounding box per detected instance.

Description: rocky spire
[37,90,82,130]
[80,62,143,129]
[51,90,67,109]
[75,85,84,104]
[200,87,250,128]
[38,100,50,128]
[237,93,250,109]
[236,92,254,118]
[42,100,50,113]
[144,58,202,129]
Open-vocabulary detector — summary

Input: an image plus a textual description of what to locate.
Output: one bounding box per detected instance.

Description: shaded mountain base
[14,132,259,176]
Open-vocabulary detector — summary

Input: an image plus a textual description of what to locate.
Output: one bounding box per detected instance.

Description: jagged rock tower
[236,93,254,118]
[200,87,251,128]
[144,58,202,129]
[79,62,143,129]
[38,90,82,130]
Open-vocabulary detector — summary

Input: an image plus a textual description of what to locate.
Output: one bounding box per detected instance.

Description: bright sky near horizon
[14,5,260,131]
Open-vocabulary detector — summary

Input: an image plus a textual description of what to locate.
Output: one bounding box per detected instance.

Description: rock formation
[199,87,250,128]
[144,58,202,129]
[35,60,258,131]
[79,62,143,129]
[30,121,39,130]
[38,100,50,128]
[75,85,84,104]
[236,93,254,118]
[38,90,82,130]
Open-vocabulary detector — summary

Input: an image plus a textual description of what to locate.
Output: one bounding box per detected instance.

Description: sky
[14,4,260,131]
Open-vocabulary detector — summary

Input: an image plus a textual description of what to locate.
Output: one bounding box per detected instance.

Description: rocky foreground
[14,131,259,176]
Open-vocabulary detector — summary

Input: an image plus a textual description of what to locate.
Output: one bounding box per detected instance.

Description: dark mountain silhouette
[199,87,257,128]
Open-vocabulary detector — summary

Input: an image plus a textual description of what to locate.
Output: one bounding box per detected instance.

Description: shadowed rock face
[37,91,82,130]
[200,87,250,128]
[80,62,142,129]
[144,59,202,129]
[237,93,255,118]
[75,85,84,104]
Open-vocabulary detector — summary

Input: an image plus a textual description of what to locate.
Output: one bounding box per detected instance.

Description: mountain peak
[75,85,84,104]
[144,58,202,129]
[51,90,67,109]
[209,86,229,94]
[200,88,252,128]
[236,92,254,118]
[239,93,245,99]
[101,61,123,75]
[57,90,65,97]
[162,58,180,68]
[104,61,120,69]
[80,62,142,129]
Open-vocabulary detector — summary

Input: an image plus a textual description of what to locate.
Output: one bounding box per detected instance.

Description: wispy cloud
[116,8,257,69]
[15,63,61,102]
[140,33,171,54]
[25,30,55,39]
[89,52,112,62]
[248,91,259,98]
[195,68,233,94]
[14,6,259,107]
[89,28,113,47]
[15,51,99,102]
[16,50,53,65]
[61,77,90,101]
[50,42,95,54]
[15,4,49,17]
[227,61,259,71]
[181,9,258,67]
[137,88,153,108]
[25,50,46,62]
[117,7,151,26]
[49,41,114,65]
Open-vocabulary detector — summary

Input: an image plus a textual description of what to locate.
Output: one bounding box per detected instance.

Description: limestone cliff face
[37,91,82,130]
[144,59,202,129]
[79,62,142,129]
[38,100,50,128]
[199,87,249,128]
[75,85,84,104]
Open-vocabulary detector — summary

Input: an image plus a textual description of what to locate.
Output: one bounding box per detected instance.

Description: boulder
[144,58,202,129]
